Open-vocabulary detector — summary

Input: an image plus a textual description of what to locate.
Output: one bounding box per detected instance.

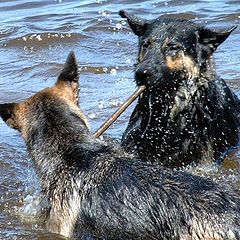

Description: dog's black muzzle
[135,60,178,91]
[135,64,153,86]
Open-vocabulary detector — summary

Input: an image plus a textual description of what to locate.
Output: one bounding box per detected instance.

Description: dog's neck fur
[143,76,211,125]
[24,101,99,237]
[199,56,215,80]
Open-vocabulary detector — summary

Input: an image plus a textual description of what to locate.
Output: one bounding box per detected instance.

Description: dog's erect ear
[56,51,80,105]
[0,103,19,130]
[58,51,79,83]
[199,26,237,52]
[119,10,148,36]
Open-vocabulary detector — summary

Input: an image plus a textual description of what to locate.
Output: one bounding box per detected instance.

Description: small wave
[79,65,131,74]
[5,32,90,48]
[82,17,130,34]
[186,159,240,188]
[160,12,205,21]
[0,1,56,11]
[17,191,49,225]
[0,26,16,38]
[216,13,240,22]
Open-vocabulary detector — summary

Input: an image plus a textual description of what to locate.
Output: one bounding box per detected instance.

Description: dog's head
[0,52,89,140]
[120,10,236,89]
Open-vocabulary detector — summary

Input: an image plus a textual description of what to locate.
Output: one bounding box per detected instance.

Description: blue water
[0,0,239,239]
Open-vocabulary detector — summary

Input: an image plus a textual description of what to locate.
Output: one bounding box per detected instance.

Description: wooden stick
[94,85,146,138]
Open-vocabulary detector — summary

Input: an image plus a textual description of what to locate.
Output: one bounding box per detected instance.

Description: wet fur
[120,11,240,167]
[1,52,240,239]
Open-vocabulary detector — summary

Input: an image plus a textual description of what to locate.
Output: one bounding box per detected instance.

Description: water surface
[0,0,240,239]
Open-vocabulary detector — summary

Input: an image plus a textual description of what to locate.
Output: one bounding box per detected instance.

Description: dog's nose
[135,65,152,84]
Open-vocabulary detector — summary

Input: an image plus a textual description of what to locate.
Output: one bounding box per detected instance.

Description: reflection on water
[0,0,239,238]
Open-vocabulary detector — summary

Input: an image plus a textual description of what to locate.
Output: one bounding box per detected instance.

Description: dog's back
[1,52,240,239]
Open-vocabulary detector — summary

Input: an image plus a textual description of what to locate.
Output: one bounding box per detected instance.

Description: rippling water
[0,0,239,239]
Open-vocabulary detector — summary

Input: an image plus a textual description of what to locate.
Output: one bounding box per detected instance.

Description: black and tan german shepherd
[120,10,240,168]
[0,52,240,239]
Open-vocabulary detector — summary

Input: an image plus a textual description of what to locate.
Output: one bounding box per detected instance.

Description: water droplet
[88,113,97,119]
[110,68,117,76]
[98,100,104,109]
[109,99,119,107]
[115,23,122,30]
[36,35,42,41]
[101,11,107,16]
[126,58,131,64]
[102,67,108,73]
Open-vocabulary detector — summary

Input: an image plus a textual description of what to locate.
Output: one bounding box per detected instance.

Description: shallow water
[0,0,240,239]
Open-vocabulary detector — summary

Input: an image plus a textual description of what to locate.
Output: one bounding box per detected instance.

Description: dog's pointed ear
[199,26,237,52]
[119,10,148,36]
[57,51,79,83]
[0,103,19,130]
[56,51,80,105]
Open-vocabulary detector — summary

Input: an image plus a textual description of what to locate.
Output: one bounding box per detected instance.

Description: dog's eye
[140,41,151,54]
[139,40,151,62]
[167,45,180,51]
[165,44,182,56]
[141,41,150,50]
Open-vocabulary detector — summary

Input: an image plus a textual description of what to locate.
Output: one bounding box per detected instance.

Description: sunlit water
[0,0,239,239]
